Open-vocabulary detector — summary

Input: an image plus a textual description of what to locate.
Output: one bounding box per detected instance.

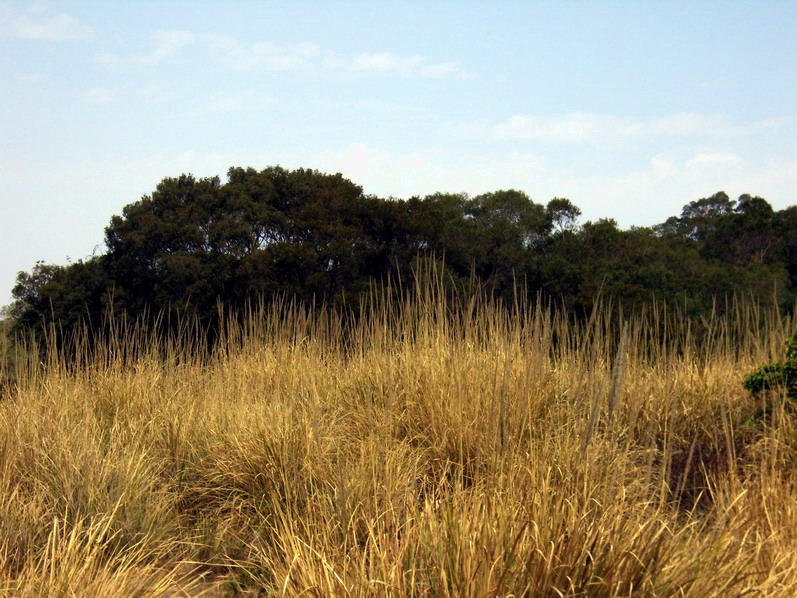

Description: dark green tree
[677,191,737,241]
[11,258,110,335]
[546,197,582,234]
[702,195,776,266]
[8,173,796,346]
[465,190,549,295]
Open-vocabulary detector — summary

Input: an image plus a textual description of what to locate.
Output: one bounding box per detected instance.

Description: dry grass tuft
[2,285,796,596]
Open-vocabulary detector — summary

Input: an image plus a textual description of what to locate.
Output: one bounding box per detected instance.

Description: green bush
[743,336,797,399]
[743,336,797,425]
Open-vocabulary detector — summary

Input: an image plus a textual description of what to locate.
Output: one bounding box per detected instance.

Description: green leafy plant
[743,336,797,424]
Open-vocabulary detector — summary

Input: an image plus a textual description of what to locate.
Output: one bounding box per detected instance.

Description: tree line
[7,166,797,340]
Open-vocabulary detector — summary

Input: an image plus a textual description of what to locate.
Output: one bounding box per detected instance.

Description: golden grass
[1,284,796,596]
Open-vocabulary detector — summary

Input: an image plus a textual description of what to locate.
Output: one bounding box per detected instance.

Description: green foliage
[743,336,797,399]
[11,258,110,332]
[6,168,797,345]
[546,197,581,234]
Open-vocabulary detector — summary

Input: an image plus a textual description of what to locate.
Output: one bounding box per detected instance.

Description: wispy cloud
[307,143,544,200]
[290,141,796,228]
[95,29,469,79]
[351,52,425,73]
[17,73,45,83]
[493,112,791,144]
[418,61,467,78]
[685,153,744,169]
[186,92,273,117]
[81,87,118,103]
[81,83,176,105]
[148,29,196,62]
[648,153,746,181]
[650,157,678,178]
[135,83,174,103]
[0,3,93,40]
[96,30,320,72]
[326,51,470,78]
[204,35,319,71]
[96,29,196,68]
[494,113,637,144]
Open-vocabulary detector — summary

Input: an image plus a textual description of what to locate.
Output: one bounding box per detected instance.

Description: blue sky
[2,0,796,306]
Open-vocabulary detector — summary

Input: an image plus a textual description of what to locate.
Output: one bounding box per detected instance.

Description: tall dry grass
[1,278,796,596]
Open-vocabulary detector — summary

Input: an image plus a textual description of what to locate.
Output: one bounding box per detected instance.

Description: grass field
[1,283,796,596]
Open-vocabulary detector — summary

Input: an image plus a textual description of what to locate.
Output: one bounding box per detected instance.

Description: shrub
[743,336,797,399]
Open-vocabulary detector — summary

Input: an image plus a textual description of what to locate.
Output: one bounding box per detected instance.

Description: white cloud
[303,143,546,200]
[97,30,319,72]
[685,153,743,169]
[353,52,424,73]
[93,28,470,80]
[536,152,797,227]
[186,92,274,117]
[438,120,491,139]
[149,29,195,62]
[646,113,724,136]
[17,73,45,83]
[190,95,244,116]
[327,51,470,78]
[494,112,639,144]
[493,112,792,145]
[419,61,468,78]
[314,143,392,182]
[651,157,678,178]
[0,5,93,40]
[290,142,797,228]
[759,117,792,129]
[135,83,174,102]
[93,52,121,68]
[96,29,195,68]
[204,35,319,71]
[81,87,117,103]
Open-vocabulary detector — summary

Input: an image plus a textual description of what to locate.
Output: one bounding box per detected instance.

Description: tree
[104,173,227,317]
[546,197,581,234]
[11,258,110,336]
[7,170,796,344]
[103,166,403,317]
[701,195,776,265]
[777,206,797,299]
[654,192,738,241]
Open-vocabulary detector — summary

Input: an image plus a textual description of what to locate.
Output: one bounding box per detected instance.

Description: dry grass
[1,283,796,596]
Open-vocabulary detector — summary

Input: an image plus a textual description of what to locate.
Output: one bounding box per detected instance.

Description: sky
[1,0,796,307]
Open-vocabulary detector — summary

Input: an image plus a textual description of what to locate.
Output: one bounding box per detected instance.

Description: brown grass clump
[1,283,796,596]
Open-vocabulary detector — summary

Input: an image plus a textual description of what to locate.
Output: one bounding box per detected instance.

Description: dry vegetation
[1,280,797,596]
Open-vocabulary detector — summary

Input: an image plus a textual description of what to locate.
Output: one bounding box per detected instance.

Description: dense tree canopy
[8,165,797,340]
